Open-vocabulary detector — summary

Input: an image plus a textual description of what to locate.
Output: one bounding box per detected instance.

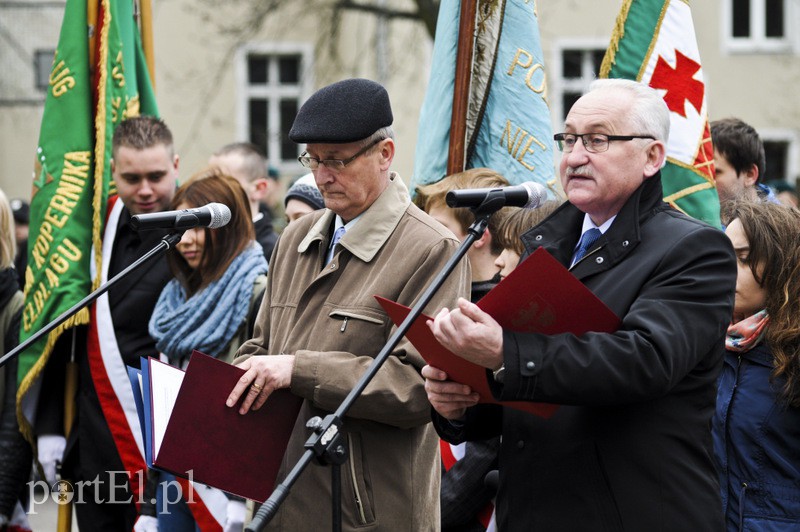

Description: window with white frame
[552,45,606,124]
[725,0,794,53]
[237,44,313,170]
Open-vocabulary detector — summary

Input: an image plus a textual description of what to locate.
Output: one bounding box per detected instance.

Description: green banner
[17,0,158,427]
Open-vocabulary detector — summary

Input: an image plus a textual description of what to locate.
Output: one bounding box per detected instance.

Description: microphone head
[519,182,549,209]
[207,203,232,228]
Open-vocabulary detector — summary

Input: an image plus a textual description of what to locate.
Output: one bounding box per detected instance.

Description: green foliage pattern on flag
[17,0,158,422]
[600,0,720,227]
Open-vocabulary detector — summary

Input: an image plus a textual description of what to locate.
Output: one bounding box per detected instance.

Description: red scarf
[726,309,769,352]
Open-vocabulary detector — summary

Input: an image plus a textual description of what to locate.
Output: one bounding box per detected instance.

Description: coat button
[535,235,543,241]
[622,240,629,247]
[595,257,604,264]
[517,440,525,449]
[526,361,535,370]
[330,263,337,270]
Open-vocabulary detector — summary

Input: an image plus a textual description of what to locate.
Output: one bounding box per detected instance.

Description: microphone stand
[0,231,184,369]
[246,192,510,532]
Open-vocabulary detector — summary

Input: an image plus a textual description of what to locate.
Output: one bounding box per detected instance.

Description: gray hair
[588,79,670,144]
[360,126,395,149]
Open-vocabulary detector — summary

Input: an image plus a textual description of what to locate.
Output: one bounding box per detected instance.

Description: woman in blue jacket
[713,200,800,531]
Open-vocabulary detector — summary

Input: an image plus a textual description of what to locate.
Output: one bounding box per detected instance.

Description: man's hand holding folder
[130,351,301,502]
[379,248,621,419]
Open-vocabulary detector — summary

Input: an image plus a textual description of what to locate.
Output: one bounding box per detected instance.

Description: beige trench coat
[237,174,471,531]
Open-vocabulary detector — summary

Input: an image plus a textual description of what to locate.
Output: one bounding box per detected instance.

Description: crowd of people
[0,75,799,532]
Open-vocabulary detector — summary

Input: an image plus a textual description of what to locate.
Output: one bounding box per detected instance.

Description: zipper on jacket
[568,244,604,271]
[348,437,367,525]
[340,317,349,333]
[738,481,748,532]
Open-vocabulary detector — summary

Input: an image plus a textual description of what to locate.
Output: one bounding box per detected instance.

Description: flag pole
[446,0,477,175]
[138,0,157,90]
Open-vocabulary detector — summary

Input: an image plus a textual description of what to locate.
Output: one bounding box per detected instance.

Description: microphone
[445,182,548,210]
[129,203,232,231]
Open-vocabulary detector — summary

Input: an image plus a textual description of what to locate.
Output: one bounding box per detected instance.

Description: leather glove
[37,434,66,485]
[224,499,246,532]
[133,514,159,532]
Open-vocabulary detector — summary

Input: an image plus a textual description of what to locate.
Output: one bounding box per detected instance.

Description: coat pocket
[327,308,386,356]
[344,431,376,527]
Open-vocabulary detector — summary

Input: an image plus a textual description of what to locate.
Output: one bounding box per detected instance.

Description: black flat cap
[289,78,393,144]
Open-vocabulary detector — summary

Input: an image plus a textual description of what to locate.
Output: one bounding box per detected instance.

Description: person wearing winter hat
[283,173,325,223]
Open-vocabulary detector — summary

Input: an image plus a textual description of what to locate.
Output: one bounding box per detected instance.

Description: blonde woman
[0,188,31,529]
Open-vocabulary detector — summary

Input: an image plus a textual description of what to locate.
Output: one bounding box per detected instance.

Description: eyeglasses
[298,138,385,170]
[554,133,655,153]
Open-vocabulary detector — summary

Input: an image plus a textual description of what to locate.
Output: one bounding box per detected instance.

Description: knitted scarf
[149,243,267,364]
[726,309,769,353]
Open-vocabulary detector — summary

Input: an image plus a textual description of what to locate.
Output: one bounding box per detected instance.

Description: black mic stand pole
[0,231,184,368]
[246,192,509,532]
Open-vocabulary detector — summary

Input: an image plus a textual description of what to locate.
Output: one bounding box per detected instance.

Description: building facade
[1,0,798,201]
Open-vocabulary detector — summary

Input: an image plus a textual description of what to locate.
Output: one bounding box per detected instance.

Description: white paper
[149,359,185,457]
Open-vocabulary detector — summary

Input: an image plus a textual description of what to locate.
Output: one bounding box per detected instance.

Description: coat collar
[521,172,666,278]
[298,172,410,263]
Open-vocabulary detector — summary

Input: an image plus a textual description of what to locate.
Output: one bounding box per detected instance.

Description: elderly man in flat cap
[226,78,471,530]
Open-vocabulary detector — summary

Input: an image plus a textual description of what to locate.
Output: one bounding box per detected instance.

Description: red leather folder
[150,351,302,502]
[377,247,620,418]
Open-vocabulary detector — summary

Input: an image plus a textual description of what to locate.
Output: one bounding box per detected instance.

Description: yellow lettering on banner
[44,207,68,229]
[499,119,547,172]
[525,63,546,95]
[50,59,76,98]
[516,134,546,171]
[55,180,83,202]
[63,160,89,181]
[65,150,91,165]
[51,194,77,216]
[32,282,50,316]
[506,49,549,104]
[23,303,33,332]
[50,253,69,275]
[501,120,523,156]
[32,221,55,268]
[45,267,60,289]
[507,49,533,76]
[59,238,82,261]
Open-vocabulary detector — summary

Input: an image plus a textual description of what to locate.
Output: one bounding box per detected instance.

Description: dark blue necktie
[574,228,602,262]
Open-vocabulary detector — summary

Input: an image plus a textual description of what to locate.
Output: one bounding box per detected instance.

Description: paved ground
[24,483,79,531]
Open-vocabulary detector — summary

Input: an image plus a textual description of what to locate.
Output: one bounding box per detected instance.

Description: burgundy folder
[150,351,302,502]
[377,247,620,418]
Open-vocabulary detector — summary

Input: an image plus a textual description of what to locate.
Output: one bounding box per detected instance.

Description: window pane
[248,56,268,84]
[765,0,784,37]
[591,50,606,77]
[34,50,55,91]
[279,56,300,84]
[280,99,299,160]
[763,140,788,181]
[249,99,269,155]
[562,92,581,121]
[732,0,750,37]
[562,51,581,79]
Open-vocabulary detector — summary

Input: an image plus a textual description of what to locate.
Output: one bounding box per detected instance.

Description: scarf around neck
[726,309,769,352]
[149,243,267,364]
